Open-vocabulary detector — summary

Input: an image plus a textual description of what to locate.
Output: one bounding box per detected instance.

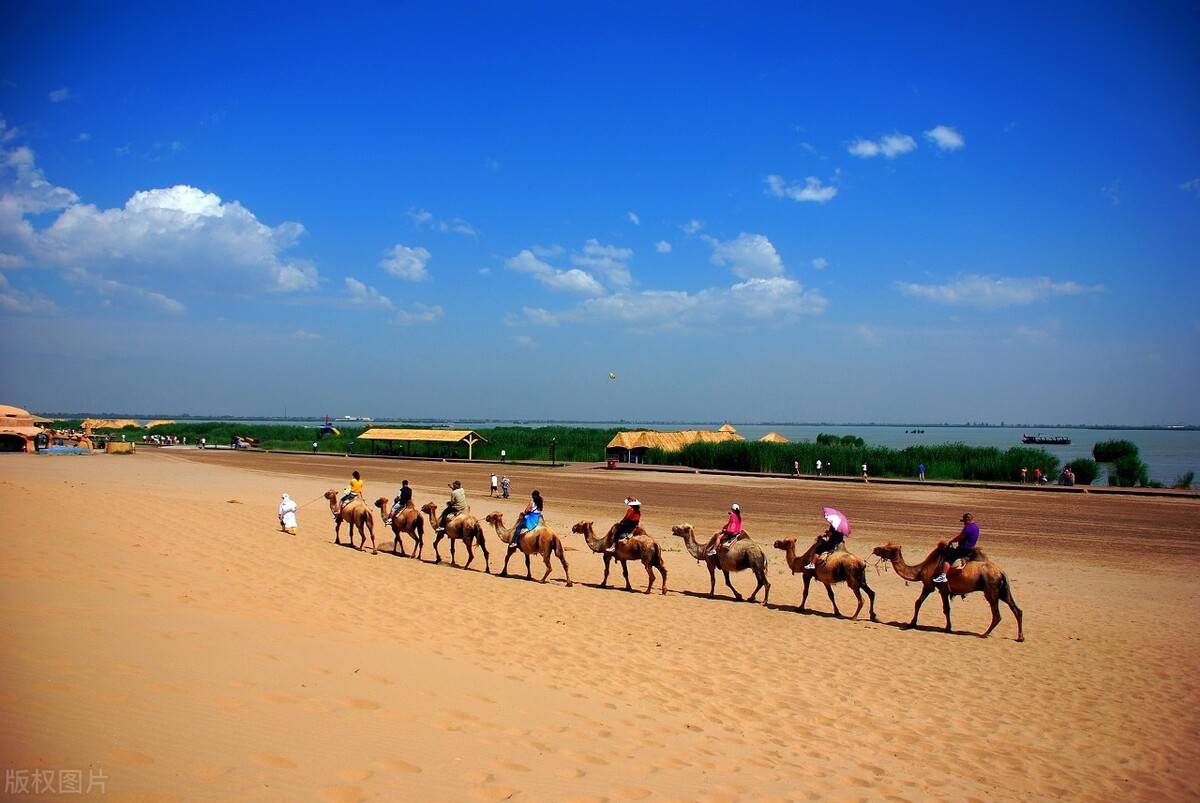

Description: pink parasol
[822,506,852,536]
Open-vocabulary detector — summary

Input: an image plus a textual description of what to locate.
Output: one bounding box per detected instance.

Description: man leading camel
[437,480,468,534]
[933,513,979,584]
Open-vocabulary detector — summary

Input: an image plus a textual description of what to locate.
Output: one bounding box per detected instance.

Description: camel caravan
[317,477,1023,642]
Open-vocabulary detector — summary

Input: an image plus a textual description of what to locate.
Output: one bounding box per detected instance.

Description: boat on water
[1022,433,1071,445]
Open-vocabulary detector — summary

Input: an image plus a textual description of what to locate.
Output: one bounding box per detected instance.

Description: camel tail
[649,540,663,567]
[552,534,566,560]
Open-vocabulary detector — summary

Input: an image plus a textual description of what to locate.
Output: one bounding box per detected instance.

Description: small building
[758,432,790,444]
[0,404,43,452]
[357,428,488,460]
[605,429,743,463]
[718,422,738,434]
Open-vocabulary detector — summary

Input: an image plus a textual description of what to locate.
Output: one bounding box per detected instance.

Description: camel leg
[354,522,364,551]
[478,538,490,574]
[557,547,572,587]
[601,554,612,588]
[722,569,742,601]
[824,583,841,617]
[525,552,533,580]
[1004,583,1024,642]
[449,536,458,567]
[657,561,667,595]
[748,570,769,604]
[393,531,405,557]
[908,586,934,629]
[333,518,342,546]
[500,545,514,576]
[940,588,953,633]
[861,580,877,622]
[366,520,377,554]
[981,592,1002,639]
[642,558,655,595]
[540,549,553,583]
[707,563,717,597]
[800,573,812,612]
[849,584,864,620]
[432,532,444,564]
[620,560,633,592]
[463,539,475,570]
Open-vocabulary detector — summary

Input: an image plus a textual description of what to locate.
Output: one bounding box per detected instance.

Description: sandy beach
[2,449,1199,802]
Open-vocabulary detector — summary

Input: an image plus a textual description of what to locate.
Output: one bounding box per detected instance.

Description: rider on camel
[336,471,363,519]
[706,503,742,556]
[605,496,641,553]
[386,479,413,524]
[804,522,845,570]
[437,480,467,534]
[933,513,979,584]
[509,490,544,552]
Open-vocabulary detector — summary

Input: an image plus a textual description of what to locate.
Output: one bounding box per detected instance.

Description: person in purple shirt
[933,513,980,584]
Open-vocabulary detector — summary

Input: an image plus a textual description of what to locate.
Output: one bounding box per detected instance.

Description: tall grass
[643,440,1058,482]
[1065,458,1100,486]
[1094,439,1139,462]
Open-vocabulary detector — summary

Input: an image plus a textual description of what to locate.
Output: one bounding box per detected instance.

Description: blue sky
[1,2,1198,423]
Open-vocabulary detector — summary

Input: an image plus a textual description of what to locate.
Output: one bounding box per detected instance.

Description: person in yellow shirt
[337,470,364,516]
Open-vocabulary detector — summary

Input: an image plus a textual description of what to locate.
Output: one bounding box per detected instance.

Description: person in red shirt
[605,497,642,553]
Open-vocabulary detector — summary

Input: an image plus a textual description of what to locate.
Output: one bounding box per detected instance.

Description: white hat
[627,497,640,506]
[730,503,740,511]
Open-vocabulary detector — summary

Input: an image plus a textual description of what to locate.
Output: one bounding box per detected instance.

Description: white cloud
[530,244,564,258]
[764,174,838,203]
[571,239,633,288]
[627,211,640,225]
[64,267,185,314]
[1179,178,1200,197]
[344,277,395,310]
[924,125,965,151]
[513,334,537,348]
[811,257,828,270]
[394,303,443,325]
[848,133,917,158]
[704,232,785,279]
[33,185,318,292]
[114,144,131,157]
[681,219,703,235]
[655,240,672,253]
[293,328,322,340]
[895,274,1104,308]
[379,244,431,281]
[48,87,72,103]
[406,208,477,236]
[0,271,55,314]
[73,132,91,143]
[505,249,604,295]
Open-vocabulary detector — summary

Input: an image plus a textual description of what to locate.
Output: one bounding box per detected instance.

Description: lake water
[173,418,1197,485]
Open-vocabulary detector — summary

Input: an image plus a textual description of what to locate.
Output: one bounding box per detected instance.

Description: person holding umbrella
[805,506,851,569]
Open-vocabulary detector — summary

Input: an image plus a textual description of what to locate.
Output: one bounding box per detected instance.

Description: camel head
[484,511,504,527]
[670,524,694,539]
[773,538,796,551]
[570,520,593,535]
[374,497,389,511]
[873,543,901,560]
[420,501,437,516]
[324,490,338,502]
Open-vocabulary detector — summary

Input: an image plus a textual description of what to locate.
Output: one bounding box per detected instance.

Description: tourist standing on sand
[500,476,510,498]
[490,473,498,497]
[861,463,869,481]
[917,462,926,481]
[934,513,979,584]
[1020,467,1028,483]
[793,460,800,477]
[278,493,299,535]
[816,458,822,476]
[312,441,318,453]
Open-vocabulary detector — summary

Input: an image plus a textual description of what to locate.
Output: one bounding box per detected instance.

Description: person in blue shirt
[917,462,926,481]
[509,490,544,552]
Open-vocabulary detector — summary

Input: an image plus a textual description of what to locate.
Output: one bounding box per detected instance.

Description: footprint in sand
[555,767,586,779]
[337,768,374,782]
[107,748,156,765]
[374,759,422,774]
[611,788,652,801]
[469,785,519,802]
[318,785,366,803]
[490,760,532,773]
[251,754,297,769]
[342,697,382,710]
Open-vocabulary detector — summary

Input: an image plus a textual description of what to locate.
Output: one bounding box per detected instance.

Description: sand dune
[2,450,1199,801]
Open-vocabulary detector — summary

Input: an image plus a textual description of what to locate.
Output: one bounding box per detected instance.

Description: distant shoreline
[35,413,1198,431]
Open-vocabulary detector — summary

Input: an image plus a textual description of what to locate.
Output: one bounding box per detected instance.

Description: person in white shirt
[278,493,299,535]
[816,459,823,476]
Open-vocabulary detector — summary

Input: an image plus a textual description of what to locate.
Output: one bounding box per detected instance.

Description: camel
[373,497,424,558]
[872,542,1024,641]
[571,520,667,595]
[484,512,573,586]
[324,490,377,554]
[773,538,876,621]
[670,524,769,604]
[420,502,489,572]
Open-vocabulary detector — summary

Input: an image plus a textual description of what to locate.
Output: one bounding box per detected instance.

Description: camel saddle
[949,547,986,570]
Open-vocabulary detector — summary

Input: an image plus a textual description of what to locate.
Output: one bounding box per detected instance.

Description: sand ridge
[2,450,1199,801]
